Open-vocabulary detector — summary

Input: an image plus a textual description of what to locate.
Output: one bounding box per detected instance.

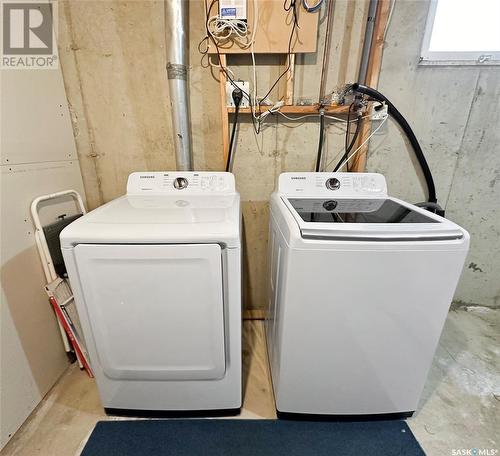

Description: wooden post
[284,54,295,105]
[219,54,230,167]
[350,0,392,172]
[277,53,296,105]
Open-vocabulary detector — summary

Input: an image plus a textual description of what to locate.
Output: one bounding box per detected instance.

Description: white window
[420,0,500,65]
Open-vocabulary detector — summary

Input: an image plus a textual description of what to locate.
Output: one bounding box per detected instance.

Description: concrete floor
[2,308,499,456]
[408,307,500,454]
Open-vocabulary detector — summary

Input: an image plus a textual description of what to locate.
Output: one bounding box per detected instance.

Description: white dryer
[61,172,241,415]
[267,172,469,418]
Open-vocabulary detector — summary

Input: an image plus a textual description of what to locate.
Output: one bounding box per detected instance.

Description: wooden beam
[350,0,392,172]
[243,309,266,320]
[219,54,230,166]
[227,104,351,114]
[365,0,392,89]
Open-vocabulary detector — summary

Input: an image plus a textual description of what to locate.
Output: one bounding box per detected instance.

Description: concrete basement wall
[58,0,369,310]
[366,1,500,308]
[58,0,499,309]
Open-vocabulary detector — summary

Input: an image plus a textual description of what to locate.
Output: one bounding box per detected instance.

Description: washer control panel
[325,177,341,190]
[127,172,236,195]
[278,172,387,197]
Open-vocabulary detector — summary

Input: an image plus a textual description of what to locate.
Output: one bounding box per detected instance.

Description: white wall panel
[1,40,86,448]
[0,162,86,450]
[1,70,77,166]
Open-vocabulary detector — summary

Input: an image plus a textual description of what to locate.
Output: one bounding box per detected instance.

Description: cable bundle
[207,16,253,48]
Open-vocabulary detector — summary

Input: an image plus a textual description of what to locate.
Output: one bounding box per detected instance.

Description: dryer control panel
[127,172,236,195]
[278,172,388,197]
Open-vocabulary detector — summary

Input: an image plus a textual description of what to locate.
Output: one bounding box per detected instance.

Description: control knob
[173,177,188,190]
[326,178,341,190]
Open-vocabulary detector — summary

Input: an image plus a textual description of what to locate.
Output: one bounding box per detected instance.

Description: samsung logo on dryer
[139,175,155,179]
[291,177,306,180]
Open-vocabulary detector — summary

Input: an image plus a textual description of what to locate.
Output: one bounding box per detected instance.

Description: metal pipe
[164,0,192,170]
[357,0,378,85]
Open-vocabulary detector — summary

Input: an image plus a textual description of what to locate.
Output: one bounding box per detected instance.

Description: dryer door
[74,243,225,381]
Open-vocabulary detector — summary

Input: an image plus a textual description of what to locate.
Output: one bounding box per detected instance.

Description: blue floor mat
[81,419,425,455]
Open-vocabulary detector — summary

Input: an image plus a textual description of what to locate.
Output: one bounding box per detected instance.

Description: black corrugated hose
[351,83,442,214]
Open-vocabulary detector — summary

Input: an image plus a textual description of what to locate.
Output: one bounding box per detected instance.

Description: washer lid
[282,197,464,241]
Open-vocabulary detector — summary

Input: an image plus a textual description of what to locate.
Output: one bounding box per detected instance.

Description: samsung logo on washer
[291,177,306,180]
[140,175,155,179]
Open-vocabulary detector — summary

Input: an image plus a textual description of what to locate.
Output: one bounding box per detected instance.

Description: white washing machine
[61,171,241,415]
[267,172,469,418]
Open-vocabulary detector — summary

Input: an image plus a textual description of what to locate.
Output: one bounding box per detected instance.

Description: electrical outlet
[370,101,388,120]
[226,81,250,107]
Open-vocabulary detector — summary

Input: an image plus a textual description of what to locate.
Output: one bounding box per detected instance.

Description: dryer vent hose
[351,83,443,214]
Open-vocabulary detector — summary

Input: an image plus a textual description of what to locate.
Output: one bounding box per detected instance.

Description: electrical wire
[249,0,259,123]
[226,89,244,171]
[258,110,368,126]
[203,1,247,88]
[202,0,260,130]
[200,0,303,135]
[302,0,324,13]
[382,0,396,41]
[204,0,253,48]
[334,114,362,171]
[207,16,252,48]
[275,112,320,121]
[326,115,388,170]
[284,0,299,26]
[315,110,325,171]
[257,0,298,113]
[345,103,353,152]
[226,107,240,172]
[249,0,298,132]
[318,0,334,102]
[202,54,235,78]
[204,0,261,135]
[327,114,363,122]
[200,0,346,147]
[333,103,363,171]
[343,103,354,170]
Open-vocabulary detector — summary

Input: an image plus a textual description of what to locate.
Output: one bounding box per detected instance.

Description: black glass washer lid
[287,198,439,224]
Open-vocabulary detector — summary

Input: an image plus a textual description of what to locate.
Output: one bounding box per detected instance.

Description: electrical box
[226,81,250,107]
[370,102,388,121]
[219,0,247,20]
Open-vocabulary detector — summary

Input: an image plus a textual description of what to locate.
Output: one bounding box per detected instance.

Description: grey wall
[367,1,500,307]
